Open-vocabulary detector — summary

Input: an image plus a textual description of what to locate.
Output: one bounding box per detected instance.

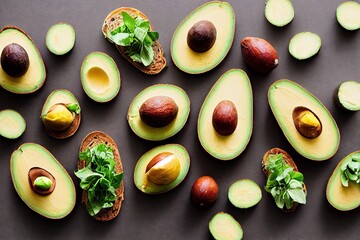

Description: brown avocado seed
[28,167,56,195]
[292,106,322,139]
[145,152,181,185]
[191,176,219,208]
[1,43,30,77]
[187,20,217,53]
[212,100,238,136]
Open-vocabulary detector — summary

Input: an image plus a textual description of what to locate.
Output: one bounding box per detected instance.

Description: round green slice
[0,109,26,139]
[334,80,360,111]
[209,212,243,240]
[336,1,360,31]
[228,179,262,209]
[46,22,75,55]
[289,32,322,60]
[265,0,295,27]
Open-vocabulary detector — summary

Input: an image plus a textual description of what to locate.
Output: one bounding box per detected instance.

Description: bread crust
[102,7,166,75]
[78,131,124,221]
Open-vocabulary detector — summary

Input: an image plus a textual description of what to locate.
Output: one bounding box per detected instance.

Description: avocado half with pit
[171,1,235,74]
[268,80,340,161]
[81,51,120,102]
[127,84,190,141]
[326,151,360,211]
[0,26,46,93]
[134,144,190,194]
[10,143,76,219]
[198,69,253,160]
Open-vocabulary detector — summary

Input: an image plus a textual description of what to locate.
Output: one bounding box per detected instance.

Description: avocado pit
[212,100,238,136]
[28,167,56,195]
[292,106,322,139]
[1,43,29,77]
[145,152,180,185]
[42,103,75,131]
[187,20,217,53]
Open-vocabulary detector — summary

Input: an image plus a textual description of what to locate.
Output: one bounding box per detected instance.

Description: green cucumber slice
[265,0,295,27]
[0,109,26,139]
[46,22,75,55]
[228,179,262,209]
[336,1,360,31]
[334,81,360,111]
[289,32,321,60]
[209,212,243,240]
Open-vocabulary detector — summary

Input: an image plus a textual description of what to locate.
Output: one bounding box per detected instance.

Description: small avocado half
[134,144,190,194]
[127,84,190,141]
[81,52,120,102]
[171,1,235,74]
[198,69,253,160]
[268,80,340,161]
[10,143,76,219]
[326,151,360,211]
[0,26,46,94]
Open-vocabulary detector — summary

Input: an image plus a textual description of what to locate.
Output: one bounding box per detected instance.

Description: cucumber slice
[209,212,243,240]
[336,1,360,31]
[0,109,26,139]
[289,32,321,60]
[46,22,76,55]
[228,179,262,209]
[334,81,360,111]
[265,0,295,27]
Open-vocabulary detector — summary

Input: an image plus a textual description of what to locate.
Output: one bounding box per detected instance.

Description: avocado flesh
[10,143,76,219]
[268,80,340,161]
[171,1,235,74]
[133,144,190,194]
[0,109,26,139]
[128,84,190,141]
[81,52,120,102]
[198,69,253,160]
[337,81,360,111]
[0,27,45,93]
[326,151,360,211]
[41,89,79,116]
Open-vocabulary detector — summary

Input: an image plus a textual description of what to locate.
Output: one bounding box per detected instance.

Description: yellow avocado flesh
[41,89,79,116]
[10,143,76,219]
[198,69,253,160]
[268,80,340,161]
[171,1,235,74]
[0,28,45,93]
[134,144,190,194]
[81,52,120,102]
[327,151,360,211]
[209,212,243,240]
[0,109,26,139]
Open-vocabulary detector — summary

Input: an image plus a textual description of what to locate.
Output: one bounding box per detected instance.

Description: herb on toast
[340,153,360,187]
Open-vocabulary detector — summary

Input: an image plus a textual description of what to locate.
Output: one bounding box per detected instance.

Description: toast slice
[262,148,306,212]
[78,131,124,221]
[45,113,80,139]
[102,7,166,75]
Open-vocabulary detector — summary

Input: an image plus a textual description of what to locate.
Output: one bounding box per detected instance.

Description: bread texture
[78,131,124,221]
[102,7,166,75]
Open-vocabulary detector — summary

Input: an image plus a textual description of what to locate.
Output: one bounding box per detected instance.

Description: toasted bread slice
[262,148,306,212]
[102,7,166,75]
[78,131,124,221]
[45,113,80,139]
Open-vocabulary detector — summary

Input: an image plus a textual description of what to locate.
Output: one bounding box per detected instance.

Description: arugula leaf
[66,103,81,115]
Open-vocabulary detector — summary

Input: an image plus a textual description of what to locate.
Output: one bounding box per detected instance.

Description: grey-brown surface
[0,0,359,239]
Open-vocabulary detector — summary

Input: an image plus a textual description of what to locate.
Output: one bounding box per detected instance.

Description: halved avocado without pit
[198,69,253,160]
[268,80,340,161]
[171,1,235,74]
[10,143,76,219]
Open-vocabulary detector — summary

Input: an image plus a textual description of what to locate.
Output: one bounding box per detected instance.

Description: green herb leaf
[134,27,147,43]
[147,31,159,41]
[140,43,154,66]
[122,11,135,32]
[110,32,134,46]
[67,103,81,114]
[288,189,306,204]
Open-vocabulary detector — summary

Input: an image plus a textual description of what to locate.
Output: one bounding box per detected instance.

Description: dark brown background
[0,0,359,239]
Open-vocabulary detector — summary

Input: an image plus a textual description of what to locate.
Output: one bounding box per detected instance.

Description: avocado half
[268,80,340,161]
[81,52,120,102]
[127,84,190,141]
[0,26,46,94]
[171,1,235,74]
[10,143,76,219]
[326,151,360,211]
[134,144,190,194]
[198,69,253,160]
[0,109,26,139]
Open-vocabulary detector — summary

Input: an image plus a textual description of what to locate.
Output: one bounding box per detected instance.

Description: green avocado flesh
[46,22,75,55]
[81,52,120,102]
[10,143,76,219]
[288,32,322,60]
[335,81,360,111]
[171,1,235,74]
[134,144,190,194]
[209,212,243,240]
[128,84,190,141]
[326,151,360,211]
[228,179,262,209]
[0,109,26,139]
[268,80,340,161]
[198,69,253,160]
[0,27,46,93]
[336,1,360,31]
[265,0,295,27]
[41,89,79,115]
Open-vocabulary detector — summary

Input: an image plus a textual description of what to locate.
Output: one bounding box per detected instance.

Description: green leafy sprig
[107,11,159,67]
[264,154,306,210]
[66,103,81,115]
[74,143,123,216]
[340,153,360,187]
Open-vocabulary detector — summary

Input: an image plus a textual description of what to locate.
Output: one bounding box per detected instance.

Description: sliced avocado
[10,143,76,219]
[0,109,26,139]
[326,151,360,211]
[265,0,295,27]
[198,69,253,160]
[133,144,190,194]
[336,1,360,31]
[288,32,322,60]
[228,179,262,209]
[0,26,46,94]
[171,1,235,74]
[81,52,120,102]
[333,81,360,111]
[209,212,243,240]
[268,80,340,161]
[46,22,76,55]
[128,84,190,141]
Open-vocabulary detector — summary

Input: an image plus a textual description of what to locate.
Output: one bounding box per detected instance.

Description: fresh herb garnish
[74,143,123,216]
[107,11,159,67]
[340,153,360,187]
[66,103,81,115]
[264,154,306,209]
